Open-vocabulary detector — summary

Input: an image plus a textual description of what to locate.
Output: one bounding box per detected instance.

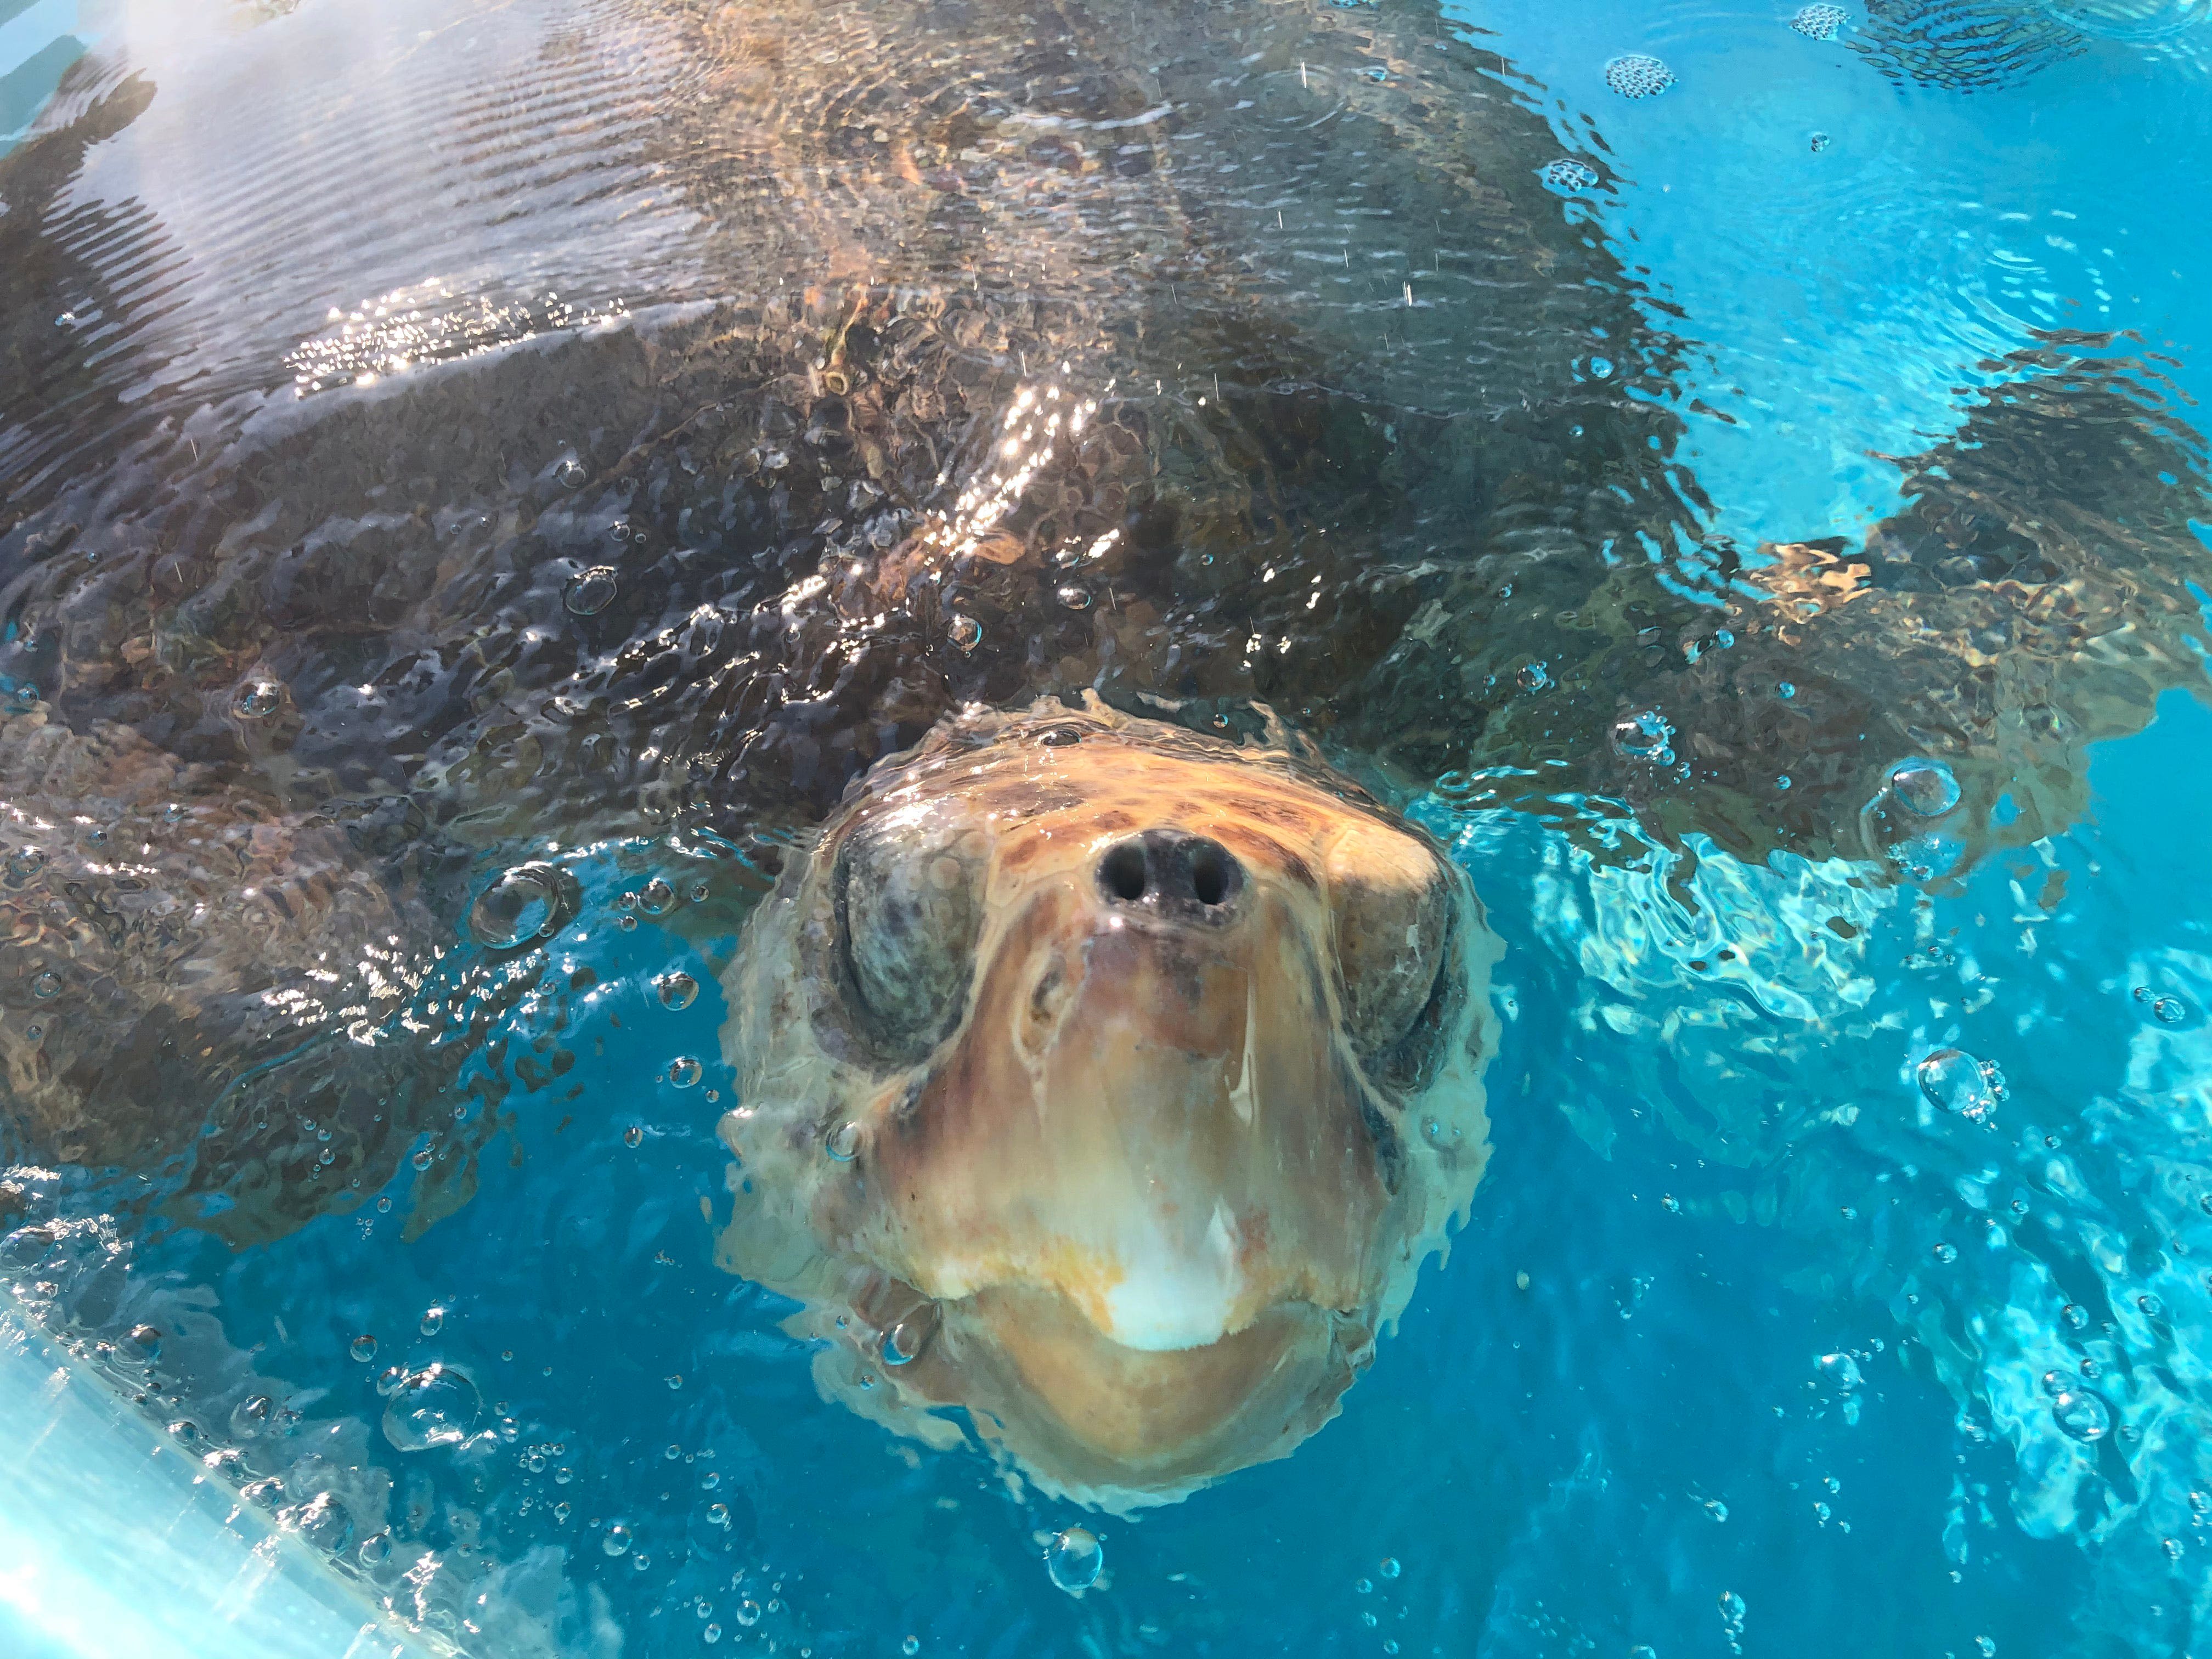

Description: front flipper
[0,709,450,1244]
[1331,341,2212,871]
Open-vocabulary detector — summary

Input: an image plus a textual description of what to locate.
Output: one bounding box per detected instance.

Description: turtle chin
[938,1284,1369,1494]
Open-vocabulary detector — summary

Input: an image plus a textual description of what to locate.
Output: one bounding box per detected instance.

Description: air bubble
[640,877,678,916]
[667,1056,703,1088]
[657,972,700,1011]
[827,1121,862,1161]
[381,1364,481,1452]
[734,1601,762,1628]
[233,681,283,720]
[349,1334,379,1363]
[1932,1242,1959,1264]
[471,864,568,950]
[1791,3,1849,38]
[624,1125,644,1148]
[229,1395,276,1439]
[1604,53,1676,98]
[1815,1353,1864,1392]
[31,972,59,1000]
[1046,1526,1103,1593]
[556,459,588,488]
[882,1302,943,1366]
[359,1532,392,1566]
[564,567,619,617]
[1609,709,1674,764]
[1056,585,1094,611]
[1917,1048,2001,1122]
[2152,995,2188,1025]
[420,1305,446,1338]
[283,1492,353,1553]
[1809,132,1833,152]
[603,1524,632,1558]
[2052,1390,2111,1443]
[947,614,984,652]
[1888,758,1961,817]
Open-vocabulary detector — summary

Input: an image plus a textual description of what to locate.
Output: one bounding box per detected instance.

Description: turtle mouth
[838,878,1397,1488]
[932,1282,1369,1486]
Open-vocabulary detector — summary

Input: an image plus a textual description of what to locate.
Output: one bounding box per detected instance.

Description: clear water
[3,1,2211,1656]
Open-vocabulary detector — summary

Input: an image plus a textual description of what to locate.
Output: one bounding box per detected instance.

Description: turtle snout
[1095,831,1245,921]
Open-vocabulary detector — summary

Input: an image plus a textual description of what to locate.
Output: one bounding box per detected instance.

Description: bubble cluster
[1541,157,1601,194]
[1604,54,1677,98]
[1916,1048,2004,1122]
[1791,4,1849,39]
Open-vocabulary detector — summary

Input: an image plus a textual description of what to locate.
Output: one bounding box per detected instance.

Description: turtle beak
[852,833,1393,1482]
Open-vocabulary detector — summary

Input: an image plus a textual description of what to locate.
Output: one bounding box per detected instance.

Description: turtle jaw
[841,876,1398,1489]
[933,1283,1371,1490]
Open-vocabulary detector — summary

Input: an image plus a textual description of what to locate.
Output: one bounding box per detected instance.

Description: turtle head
[718,700,1496,1507]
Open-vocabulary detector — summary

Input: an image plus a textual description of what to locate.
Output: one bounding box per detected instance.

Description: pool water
[4,1,2212,1656]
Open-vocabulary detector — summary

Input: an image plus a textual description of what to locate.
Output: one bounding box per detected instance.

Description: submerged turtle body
[0,0,2205,1508]
[718,698,1498,1505]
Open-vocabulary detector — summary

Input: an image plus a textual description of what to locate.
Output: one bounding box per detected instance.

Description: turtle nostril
[1190,845,1231,908]
[1097,832,1243,915]
[1099,840,1148,903]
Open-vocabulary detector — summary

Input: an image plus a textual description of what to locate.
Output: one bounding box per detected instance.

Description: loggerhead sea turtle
[718,697,1498,1506]
[0,0,2206,1513]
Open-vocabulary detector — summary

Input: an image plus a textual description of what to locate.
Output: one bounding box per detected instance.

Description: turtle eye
[1327,831,1456,1092]
[834,819,983,1062]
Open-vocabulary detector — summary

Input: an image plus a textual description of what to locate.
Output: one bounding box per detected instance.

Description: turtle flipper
[0,708,451,1243]
[1308,342,2211,871]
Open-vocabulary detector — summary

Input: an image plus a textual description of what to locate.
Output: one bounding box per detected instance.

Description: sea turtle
[718,697,1498,1506]
[0,0,2205,1510]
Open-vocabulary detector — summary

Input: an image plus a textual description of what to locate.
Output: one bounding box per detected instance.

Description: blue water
[5,2,2212,1656]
